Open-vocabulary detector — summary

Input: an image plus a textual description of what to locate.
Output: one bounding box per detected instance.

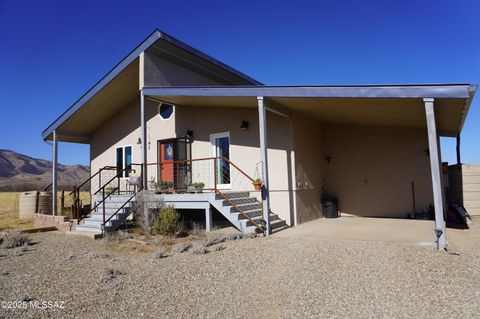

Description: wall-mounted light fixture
[186,130,194,138]
[424,148,430,157]
[137,137,142,145]
[325,155,332,164]
[240,120,249,130]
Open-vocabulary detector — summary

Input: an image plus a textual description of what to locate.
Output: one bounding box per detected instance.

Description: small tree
[133,191,165,234]
[152,206,182,236]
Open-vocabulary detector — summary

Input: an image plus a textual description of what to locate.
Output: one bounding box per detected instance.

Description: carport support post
[424,98,446,249]
[52,129,58,216]
[257,97,271,236]
[456,134,461,165]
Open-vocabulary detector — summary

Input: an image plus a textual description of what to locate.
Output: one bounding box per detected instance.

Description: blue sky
[0,0,479,165]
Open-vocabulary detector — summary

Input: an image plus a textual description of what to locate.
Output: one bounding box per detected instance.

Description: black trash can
[322,198,338,218]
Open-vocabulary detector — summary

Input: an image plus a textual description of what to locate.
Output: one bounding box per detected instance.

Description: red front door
[159,140,175,183]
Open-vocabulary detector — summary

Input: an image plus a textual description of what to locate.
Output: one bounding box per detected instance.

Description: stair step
[223,197,257,206]
[75,224,103,233]
[216,192,250,200]
[270,219,287,230]
[88,213,129,221]
[230,203,261,213]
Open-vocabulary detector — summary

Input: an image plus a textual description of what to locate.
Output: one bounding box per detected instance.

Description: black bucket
[322,198,338,218]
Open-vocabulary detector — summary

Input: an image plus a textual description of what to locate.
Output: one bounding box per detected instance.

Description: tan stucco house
[42,29,476,247]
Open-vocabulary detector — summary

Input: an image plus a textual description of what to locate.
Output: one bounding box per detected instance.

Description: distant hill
[0,149,90,191]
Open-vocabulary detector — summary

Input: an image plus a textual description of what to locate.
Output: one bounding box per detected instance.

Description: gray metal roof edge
[42,29,262,140]
[142,84,475,99]
[42,30,163,140]
[157,29,262,86]
[458,85,477,134]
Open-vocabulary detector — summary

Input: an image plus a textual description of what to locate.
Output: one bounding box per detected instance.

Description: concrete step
[88,212,129,221]
[66,230,102,239]
[75,224,102,233]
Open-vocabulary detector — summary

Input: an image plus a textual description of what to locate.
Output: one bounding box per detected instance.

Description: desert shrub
[192,241,207,255]
[228,232,243,241]
[100,268,125,284]
[191,223,205,239]
[244,230,257,239]
[1,230,30,249]
[215,244,226,251]
[104,230,132,244]
[132,192,166,234]
[153,250,164,259]
[205,232,226,246]
[173,242,189,254]
[152,206,182,236]
[172,243,190,254]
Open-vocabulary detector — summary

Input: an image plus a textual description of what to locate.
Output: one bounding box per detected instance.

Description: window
[159,103,174,120]
[115,146,132,177]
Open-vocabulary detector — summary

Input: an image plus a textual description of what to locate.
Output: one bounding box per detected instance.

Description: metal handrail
[70,166,116,196]
[93,164,141,195]
[78,164,142,223]
[103,194,136,235]
[145,157,264,232]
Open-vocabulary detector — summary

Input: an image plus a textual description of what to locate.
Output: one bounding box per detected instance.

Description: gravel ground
[1,221,479,319]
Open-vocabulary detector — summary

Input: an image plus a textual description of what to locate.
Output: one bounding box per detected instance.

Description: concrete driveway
[274,217,436,245]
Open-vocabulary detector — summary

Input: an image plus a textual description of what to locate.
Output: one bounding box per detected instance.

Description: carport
[274,217,436,245]
[141,84,476,248]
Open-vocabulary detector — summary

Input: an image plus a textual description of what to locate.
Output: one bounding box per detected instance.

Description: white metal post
[52,130,58,216]
[140,90,147,190]
[257,97,271,235]
[205,206,212,232]
[424,98,446,249]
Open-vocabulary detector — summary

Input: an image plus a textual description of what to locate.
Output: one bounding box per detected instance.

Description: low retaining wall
[33,214,78,232]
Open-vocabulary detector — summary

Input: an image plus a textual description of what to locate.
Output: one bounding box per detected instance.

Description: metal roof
[42,29,262,140]
[142,84,476,99]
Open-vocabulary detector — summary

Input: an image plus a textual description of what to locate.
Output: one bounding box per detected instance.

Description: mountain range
[0,149,90,191]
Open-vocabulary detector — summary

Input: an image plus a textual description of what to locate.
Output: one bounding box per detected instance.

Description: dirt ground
[0,218,479,318]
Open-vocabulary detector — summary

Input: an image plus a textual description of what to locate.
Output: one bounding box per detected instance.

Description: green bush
[152,206,182,236]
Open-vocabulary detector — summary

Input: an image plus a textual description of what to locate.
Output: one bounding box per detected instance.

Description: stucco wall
[91,51,224,187]
[90,98,177,186]
[143,53,220,87]
[321,124,433,218]
[291,112,324,224]
[175,105,296,225]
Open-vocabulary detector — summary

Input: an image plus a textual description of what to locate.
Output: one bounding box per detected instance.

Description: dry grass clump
[192,241,207,255]
[153,250,165,259]
[173,242,189,254]
[228,232,243,241]
[99,268,126,284]
[205,231,226,246]
[1,230,30,249]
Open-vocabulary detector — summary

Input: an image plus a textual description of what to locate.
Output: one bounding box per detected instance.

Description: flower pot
[253,183,262,191]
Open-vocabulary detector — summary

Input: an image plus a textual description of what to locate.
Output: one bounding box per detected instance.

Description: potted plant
[187,183,196,193]
[156,180,173,193]
[193,182,205,193]
[252,178,262,191]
